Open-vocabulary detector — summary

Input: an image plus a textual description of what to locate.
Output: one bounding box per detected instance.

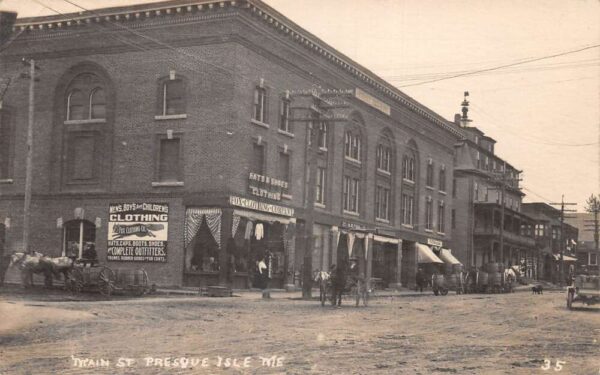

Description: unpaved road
[0,287,599,374]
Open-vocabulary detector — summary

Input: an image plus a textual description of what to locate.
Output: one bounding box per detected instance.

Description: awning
[553,254,577,262]
[439,248,461,265]
[233,209,294,225]
[416,243,443,264]
[373,234,400,245]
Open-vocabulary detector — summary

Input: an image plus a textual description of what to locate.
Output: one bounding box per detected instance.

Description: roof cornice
[13,0,464,138]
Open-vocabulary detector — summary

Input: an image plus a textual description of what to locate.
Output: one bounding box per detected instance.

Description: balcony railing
[473,226,536,247]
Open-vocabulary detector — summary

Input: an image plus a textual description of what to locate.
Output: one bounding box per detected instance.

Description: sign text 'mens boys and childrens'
[107,203,169,262]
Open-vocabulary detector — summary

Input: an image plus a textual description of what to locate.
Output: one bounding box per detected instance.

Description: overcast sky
[2,0,599,211]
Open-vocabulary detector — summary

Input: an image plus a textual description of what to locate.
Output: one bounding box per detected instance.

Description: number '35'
[541,359,566,371]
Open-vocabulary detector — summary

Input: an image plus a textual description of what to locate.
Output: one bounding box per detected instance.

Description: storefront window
[63,220,96,260]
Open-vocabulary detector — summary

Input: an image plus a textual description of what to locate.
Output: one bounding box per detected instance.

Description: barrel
[446,274,458,288]
[478,271,489,286]
[486,263,499,273]
[433,274,445,288]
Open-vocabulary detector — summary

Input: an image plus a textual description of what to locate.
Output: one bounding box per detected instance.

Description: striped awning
[416,243,443,264]
[439,248,461,265]
[553,254,578,262]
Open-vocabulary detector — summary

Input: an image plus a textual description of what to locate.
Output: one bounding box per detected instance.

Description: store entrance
[372,242,397,288]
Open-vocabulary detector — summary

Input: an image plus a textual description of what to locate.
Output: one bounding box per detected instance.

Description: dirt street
[0,287,598,375]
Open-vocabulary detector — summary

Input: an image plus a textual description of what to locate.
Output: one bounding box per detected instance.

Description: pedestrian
[416,267,425,293]
[257,255,270,298]
[331,261,347,307]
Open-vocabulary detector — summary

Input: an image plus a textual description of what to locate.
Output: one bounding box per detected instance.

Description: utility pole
[550,196,577,287]
[21,58,38,255]
[489,164,521,266]
[584,194,600,276]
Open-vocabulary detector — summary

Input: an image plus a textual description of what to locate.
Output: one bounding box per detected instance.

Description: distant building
[565,213,599,273]
[522,203,579,282]
[451,95,537,276]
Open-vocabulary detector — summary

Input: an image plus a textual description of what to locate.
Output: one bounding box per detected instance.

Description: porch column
[330,226,339,267]
[365,234,373,281]
[390,239,403,290]
[219,208,233,287]
[284,221,297,291]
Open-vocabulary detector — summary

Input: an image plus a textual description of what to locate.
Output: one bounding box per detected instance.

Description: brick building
[0,0,463,288]
[451,95,537,275]
[565,212,599,274]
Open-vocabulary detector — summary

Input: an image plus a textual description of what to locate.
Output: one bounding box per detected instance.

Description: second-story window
[376,144,391,173]
[161,79,185,116]
[425,197,434,231]
[315,167,326,205]
[279,98,291,133]
[375,186,390,221]
[344,132,361,161]
[438,201,445,233]
[318,122,328,149]
[439,167,446,192]
[426,160,434,187]
[253,86,267,124]
[402,155,415,181]
[343,175,359,213]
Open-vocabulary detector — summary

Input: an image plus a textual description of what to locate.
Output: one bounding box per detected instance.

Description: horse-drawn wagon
[67,264,150,296]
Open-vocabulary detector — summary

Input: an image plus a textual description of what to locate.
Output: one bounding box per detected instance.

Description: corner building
[0,0,463,288]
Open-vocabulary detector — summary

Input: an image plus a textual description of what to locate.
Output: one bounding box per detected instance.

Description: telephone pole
[21,58,38,255]
[550,196,577,287]
[584,194,600,276]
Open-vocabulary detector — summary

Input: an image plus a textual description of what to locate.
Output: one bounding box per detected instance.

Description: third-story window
[343,175,359,213]
[375,186,390,221]
[426,160,434,187]
[425,197,433,230]
[315,167,326,205]
[278,152,290,189]
[161,79,185,116]
[279,98,291,133]
[318,122,328,149]
[376,145,391,172]
[439,167,446,192]
[89,88,106,119]
[344,132,361,161]
[401,194,414,226]
[438,201,445,233]
[253,86,267,123]
[66,73,107,121]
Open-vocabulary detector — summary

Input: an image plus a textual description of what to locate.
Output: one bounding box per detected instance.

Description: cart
[432,274,448,296]
[566,275,600,310]
[67,264,149,296]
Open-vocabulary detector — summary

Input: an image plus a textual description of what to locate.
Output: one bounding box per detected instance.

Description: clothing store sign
[248,173,288,201]
[229,196,294,217]
[107,203,169,262]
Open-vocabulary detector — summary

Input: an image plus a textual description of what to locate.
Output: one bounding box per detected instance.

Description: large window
[317,122,328,149]
[589,253,598,266]
[375,186,390,221]
[376,144,391,173]
[279,98,291,133]
[426,160,434,187]
[439,167,446,192]
[158,138,182,182]
[315,167,326,205]
[160,79,185,116]
[251,143,264,175]
[343,175,360,213]
[344,131,361,161]
[438,201,445,233]
[278,152,290,194]
[425,197,434,231]
[402,155,415,181]
[0,109,14,180]
[253,86,267,124]
[401,194,414,226]
[535,224,545,237]
[63,220,96,260]
[65,73,107,121]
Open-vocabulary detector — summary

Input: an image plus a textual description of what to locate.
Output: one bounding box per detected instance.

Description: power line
[396,44,600,88]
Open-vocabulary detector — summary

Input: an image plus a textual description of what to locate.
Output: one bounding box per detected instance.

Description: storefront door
[63,220,96,260]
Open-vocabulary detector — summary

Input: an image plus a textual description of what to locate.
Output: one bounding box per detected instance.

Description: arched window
[89,87,106,119]
[67,89,85,121]
[65,73,106,121]
[344,131,361,161]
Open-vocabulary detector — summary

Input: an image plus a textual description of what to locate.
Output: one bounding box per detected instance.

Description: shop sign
[427,238,443,248]
[248,173,288,201]
[107,203,169,262]
[341,221,368,231]
[229,196,294,217]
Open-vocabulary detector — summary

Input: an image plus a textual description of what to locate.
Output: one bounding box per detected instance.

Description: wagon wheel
[566,290,574,310]
[98,267,114,296]
[441,288,449,296]
[67,268,84,294]
[134,270,149,297]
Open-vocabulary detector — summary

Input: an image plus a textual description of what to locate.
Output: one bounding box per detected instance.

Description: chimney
[0,12,18,47]
[454,113,461,125]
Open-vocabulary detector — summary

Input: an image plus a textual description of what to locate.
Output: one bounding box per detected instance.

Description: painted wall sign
[248,173,288,201]
[229,196,294,217]
[107,203,169,262]
[354,88,391,116]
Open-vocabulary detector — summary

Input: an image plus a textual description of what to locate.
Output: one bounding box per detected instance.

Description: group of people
[327,257,360,306]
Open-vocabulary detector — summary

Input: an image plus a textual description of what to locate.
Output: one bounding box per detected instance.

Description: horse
[9,252,75,288]
[313,270,331,306]
[503,268,517,293]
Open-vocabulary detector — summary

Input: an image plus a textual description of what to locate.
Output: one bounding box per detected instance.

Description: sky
[1,0,599,212]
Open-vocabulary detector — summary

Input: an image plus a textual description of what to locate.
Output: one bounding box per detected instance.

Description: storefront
[183,196,296,289]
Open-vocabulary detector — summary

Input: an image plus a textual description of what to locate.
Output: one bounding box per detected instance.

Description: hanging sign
[427,238,443,248]
[248,173,288,201]
[229,196,294,217]
[107,203,169,262]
